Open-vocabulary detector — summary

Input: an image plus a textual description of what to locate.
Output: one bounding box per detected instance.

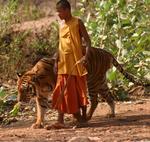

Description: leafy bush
[73,0,150,100]
[75,0,150,87]
[0,0,59,80]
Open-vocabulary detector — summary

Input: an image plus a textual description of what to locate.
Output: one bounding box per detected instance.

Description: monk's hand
[79,56,87,66]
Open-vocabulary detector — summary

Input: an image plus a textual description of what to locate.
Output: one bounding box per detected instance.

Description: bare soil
[0,99,150,142]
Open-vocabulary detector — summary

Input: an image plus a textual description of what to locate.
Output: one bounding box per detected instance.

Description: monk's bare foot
[74,121,88,128]
[45,122,67,130]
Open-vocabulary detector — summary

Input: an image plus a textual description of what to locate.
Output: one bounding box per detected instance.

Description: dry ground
[0,98,150,142]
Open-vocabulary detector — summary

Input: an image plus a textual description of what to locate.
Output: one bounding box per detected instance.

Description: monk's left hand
[80,56,87,67]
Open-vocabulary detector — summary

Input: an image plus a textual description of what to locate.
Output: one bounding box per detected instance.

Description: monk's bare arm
[79,19,91,58]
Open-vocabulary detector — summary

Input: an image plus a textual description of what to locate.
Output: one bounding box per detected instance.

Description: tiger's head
[17,57,57,104]
[17,72,37,103]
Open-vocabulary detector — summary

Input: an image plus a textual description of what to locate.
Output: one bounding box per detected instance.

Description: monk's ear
[16,72,23,79]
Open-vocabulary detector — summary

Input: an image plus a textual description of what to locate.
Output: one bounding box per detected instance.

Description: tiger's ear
[16,72,23,78]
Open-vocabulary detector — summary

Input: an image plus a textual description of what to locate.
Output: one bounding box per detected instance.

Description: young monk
[47,0,91,129]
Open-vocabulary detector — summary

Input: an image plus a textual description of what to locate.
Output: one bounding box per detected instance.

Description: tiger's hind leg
[106,94,115,118]
[100,89,115,118]
[87,93,98,121]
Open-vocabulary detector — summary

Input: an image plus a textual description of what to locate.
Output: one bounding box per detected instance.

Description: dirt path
[0,99,150,142]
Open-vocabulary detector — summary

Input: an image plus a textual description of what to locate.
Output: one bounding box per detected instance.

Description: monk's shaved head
[56,0,71,11]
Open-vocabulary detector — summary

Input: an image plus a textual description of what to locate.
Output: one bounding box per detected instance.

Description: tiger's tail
[112,57,149,87]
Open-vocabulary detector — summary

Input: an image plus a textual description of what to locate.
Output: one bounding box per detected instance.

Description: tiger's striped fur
[17,47,147,128]
[86,47,144,120]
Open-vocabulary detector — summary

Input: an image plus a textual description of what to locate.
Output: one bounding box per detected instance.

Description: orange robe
[52,17,88,114]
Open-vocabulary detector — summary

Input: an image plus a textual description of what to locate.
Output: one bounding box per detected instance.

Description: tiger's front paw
[31,123,43,129]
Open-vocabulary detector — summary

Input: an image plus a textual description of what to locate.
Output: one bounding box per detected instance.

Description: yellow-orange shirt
[57,17,87,76]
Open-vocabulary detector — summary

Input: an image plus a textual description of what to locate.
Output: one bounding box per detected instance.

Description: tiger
[17,47,147,129]
[17,57,56,128]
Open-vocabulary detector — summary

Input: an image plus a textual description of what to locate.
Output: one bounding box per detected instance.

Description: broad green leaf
[107,67,117,81]
[9,102,21,117]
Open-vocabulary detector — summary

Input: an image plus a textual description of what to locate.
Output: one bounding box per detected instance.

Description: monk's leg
[57,111,64,124]
[45,111,65,130]
[73,111,82,122]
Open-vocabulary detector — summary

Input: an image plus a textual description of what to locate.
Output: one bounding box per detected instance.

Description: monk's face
[56,6,70,20]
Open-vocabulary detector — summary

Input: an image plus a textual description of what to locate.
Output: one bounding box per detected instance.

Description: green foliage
[0,1,59,115]
[76,0,150,83]
[0,88,6,98]
[0,86,18,115]
[21,1,45,21]
[9,102,20,117]
[115,88,129,101]
[0,1,59,80]
[75,0,150,100]
[0,0,19,36]
[30,22,59,54]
